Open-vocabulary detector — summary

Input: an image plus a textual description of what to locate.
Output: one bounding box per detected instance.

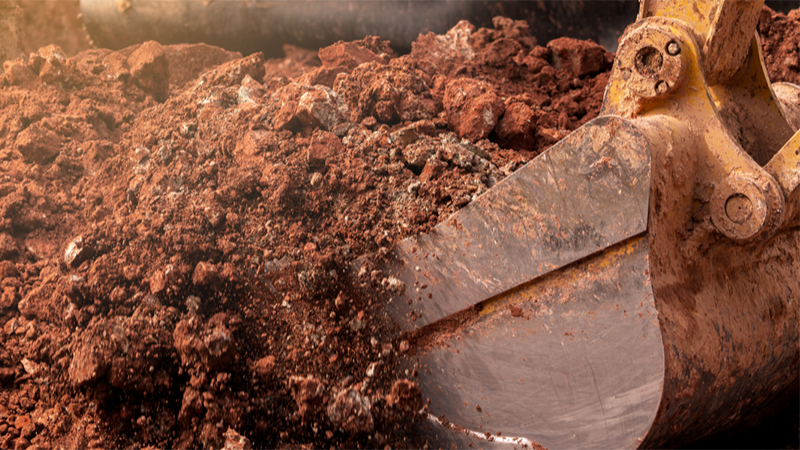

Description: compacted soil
[0,5,796,450]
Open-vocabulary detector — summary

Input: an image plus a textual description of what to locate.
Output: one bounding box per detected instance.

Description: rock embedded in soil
[480,37,524,67]
[334,61,438,124]
[289,375,326,423]
[306,130,343,170]
[328,387,374,433]
[15,123,61,165]
[164,43,241,88]
[388,379,424,415]
[3,58,35,85]
[63,236,92,268]
[443,78,505,141]
[319,41,385,71]
[493,101,537,150]
[178,386,205,425]
[411,20,476,74]
[547,37,609,77]
[252,355,275,381]
[192,261,220,286]
[173,312,237,371]
[223,428,252,450]
[273,83,349,132]
[35,44,68,84]
[128,41,170,102]
[149,264,185,296]
[472,16,538,53]
[16,282,60,322]
[68,321,115,386]
[0,233,19,260]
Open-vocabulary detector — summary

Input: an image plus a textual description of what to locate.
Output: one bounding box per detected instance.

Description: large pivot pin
[711,173,784,242]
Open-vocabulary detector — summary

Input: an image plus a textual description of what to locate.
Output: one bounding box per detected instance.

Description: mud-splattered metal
[353,1,800,448]
[354,116,651,332]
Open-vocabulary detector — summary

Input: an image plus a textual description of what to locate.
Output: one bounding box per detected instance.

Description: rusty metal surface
[405,237,664,450]
[709,37,795,166]
[353,116,651,333]
[597,9,800,439]
[640,228,800,448]
[766,128,800,196]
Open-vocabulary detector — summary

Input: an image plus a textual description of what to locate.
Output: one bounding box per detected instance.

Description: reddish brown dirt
[758,6,800,85]
[0,7,795,450]
[0,17,613,450]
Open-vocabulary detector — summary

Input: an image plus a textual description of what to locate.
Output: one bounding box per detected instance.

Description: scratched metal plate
[405,236,664,449]
[353,116,651,333]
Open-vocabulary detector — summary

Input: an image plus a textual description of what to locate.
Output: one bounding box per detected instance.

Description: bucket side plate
[408,236,664,450]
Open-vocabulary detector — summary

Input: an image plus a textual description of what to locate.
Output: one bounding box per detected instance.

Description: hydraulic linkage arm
[605,0,799,242]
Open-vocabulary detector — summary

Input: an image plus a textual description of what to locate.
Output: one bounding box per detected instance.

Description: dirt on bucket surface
[0,6,795,450]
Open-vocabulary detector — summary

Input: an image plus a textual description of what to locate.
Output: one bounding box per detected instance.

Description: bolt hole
[725,194,753,224]
[635,46,663,77]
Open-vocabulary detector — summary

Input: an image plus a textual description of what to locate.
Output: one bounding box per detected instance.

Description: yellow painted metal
[601,11,791,243]
[390,2,800,448]
[434,0,798,360]
[470,0,800,445]
[639,0,764,85]
[765,129,800,228]
[708,37,796,165]
[639,0,720,36]
[766,129,800,198]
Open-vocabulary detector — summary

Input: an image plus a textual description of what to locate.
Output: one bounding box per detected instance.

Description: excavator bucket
[353,1,800,448]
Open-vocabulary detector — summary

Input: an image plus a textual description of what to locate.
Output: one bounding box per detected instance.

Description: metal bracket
[602,16,790,243]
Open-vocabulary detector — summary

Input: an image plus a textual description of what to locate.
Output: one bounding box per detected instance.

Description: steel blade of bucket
[353,116,651,332]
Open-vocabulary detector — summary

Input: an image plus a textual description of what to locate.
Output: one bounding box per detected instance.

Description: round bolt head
[711,174,782,242]
[666,41,681,56]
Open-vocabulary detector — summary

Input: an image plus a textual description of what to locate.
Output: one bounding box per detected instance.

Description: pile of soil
[758,6,800,85]
[0,16,614,450]
[0,6,795,450]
